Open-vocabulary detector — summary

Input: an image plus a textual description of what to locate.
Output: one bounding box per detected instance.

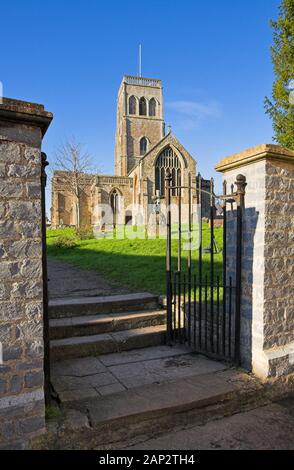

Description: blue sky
[0,0,280,203]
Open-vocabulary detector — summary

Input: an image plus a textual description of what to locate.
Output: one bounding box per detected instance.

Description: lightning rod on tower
[138,44,142,77]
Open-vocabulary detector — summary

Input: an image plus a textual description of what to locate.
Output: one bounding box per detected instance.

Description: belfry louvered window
[139,97,147,116]
[155,147,181,196]
[149,98,156,116]
[129,96,136,114]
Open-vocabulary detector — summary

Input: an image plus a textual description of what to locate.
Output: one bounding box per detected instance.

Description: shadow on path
[47,259,134,300]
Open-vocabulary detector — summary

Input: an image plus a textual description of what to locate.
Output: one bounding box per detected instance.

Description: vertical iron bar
[222,180,227,357]
[193,274,197,349]
[230,184,234,212]
[188,274,191,346]
[188,173,192,273]
[198,174,203,348]
[205,274,208,350]
[165,169,172,344]
[228,276,232,358]
[199,280,202,349]
[41,153,51,406]
[235,206,242,363]
[178,185,182,272]
[178,271,181,341]
[216,275,220,354]
[173,271,177,334]
[223,284,227,357]
[187,273,192,346]
[234,174,246,365]
[183,273,186,343]
[210,178,214,352]
[187,173,192,345]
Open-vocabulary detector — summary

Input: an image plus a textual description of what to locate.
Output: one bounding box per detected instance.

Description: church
[51,75,201,229]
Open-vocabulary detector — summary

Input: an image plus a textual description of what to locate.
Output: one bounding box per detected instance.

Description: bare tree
[53,138,93,227]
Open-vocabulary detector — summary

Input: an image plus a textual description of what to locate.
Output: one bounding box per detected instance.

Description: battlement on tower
[123,75,162,88]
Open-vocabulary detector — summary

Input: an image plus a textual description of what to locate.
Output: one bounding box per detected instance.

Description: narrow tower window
[139,97,147,116]
[149,98,156,116]
[140,137,147,155]
[129,96,136,115]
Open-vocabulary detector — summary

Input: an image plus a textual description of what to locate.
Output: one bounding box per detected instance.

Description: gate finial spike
[210,177,214,204]
[235,174,247,207]
[235,174,247,193]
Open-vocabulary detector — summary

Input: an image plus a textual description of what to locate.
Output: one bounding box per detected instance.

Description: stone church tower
[115,76,165,176]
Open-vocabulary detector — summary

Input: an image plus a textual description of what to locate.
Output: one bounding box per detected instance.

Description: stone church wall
[90,175,133,228]
[51,172,94,227]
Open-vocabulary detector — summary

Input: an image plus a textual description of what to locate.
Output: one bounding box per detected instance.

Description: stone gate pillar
[0,98,52,449]
[215,144,294,380]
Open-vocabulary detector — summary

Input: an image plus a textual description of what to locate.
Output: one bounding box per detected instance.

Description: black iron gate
[165,170,246,365]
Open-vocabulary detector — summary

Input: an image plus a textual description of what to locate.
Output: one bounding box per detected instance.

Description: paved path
[51,345,228,403]
[125,397,294,450]
[48,259,132,299]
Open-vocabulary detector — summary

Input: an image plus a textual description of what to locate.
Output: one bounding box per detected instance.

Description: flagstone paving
[37,367,265,450]
[51,345,228,403]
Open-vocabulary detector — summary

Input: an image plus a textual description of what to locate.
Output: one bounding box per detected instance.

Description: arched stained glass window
[149,98,156,116]
[139,97,147,116]
[129,96,136,114]
[155,147,181,196]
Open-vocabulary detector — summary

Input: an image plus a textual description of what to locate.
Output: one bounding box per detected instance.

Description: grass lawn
[46,225,224,295]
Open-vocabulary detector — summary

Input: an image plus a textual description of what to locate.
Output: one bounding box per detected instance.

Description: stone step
[33,369,267,450]
[49,310,166,340]
[50,325,166,361]
[49,293,159,319]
